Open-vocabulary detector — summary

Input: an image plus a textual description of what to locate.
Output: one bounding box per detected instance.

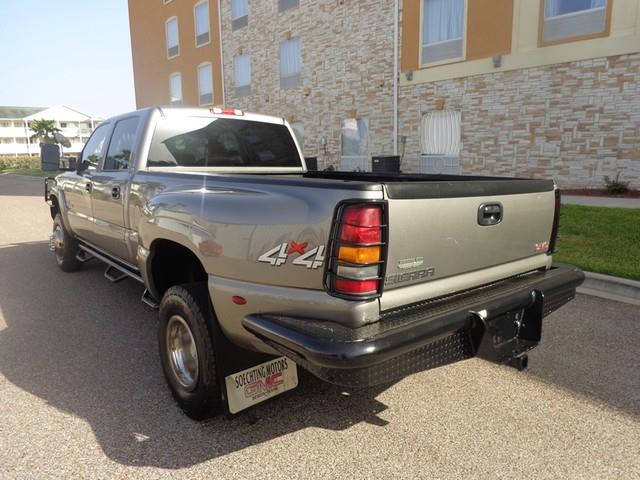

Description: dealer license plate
[225,356,298,414]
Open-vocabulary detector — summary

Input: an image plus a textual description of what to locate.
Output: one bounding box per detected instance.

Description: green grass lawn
[1,168,62,177]
[554,204,640,280]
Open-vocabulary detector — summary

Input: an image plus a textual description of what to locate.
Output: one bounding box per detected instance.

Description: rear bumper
[242,264,584,387]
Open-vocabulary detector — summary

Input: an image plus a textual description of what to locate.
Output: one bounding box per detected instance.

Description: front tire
[158,283,222,420]
[52,214,82,272]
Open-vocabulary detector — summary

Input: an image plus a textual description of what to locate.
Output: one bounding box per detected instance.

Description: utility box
[371,156,400,173]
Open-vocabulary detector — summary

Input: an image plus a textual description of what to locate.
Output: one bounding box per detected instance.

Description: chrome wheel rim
[52,224,65,263]
[166,315,199,391]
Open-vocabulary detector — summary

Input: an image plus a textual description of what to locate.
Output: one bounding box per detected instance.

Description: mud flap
[469,289,545,366]
[209,318,297,415]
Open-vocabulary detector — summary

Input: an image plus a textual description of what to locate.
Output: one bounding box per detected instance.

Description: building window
[233,54,251,97]
[340,118,370,171]
[291,122,304,150]
[278,0,299,13]
[197,63,214,105]
[194,1,210,47]
[0,121,12,128]
[421,0,465,65]
[541,0,609,44]
[419,110,461,174]
[231,0,248,30]
[169,73,182,105]
[165,17,179,58]
[280,37,301,90]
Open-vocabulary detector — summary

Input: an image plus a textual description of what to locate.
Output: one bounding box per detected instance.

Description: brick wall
[399,53,640,188]
[218,1,639,188]
[218,0,396,169]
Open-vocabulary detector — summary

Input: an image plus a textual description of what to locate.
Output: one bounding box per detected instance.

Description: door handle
[85,182,92,193]
[111,186,121,200]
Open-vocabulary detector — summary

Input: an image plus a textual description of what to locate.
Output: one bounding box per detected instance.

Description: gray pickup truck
[45,106,584,419]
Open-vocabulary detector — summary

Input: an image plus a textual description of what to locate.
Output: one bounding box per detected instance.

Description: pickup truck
[45,106,584,419]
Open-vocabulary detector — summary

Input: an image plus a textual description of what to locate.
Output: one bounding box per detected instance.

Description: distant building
[128,0,640,188]
[0,105,103,156]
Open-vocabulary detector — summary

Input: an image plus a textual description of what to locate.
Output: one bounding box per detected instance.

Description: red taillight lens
[548,189,561,253]
[335,278,379,295]
[327,203,386,298]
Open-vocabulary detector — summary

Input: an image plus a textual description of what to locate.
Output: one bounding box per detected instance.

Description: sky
[0,0,135,118]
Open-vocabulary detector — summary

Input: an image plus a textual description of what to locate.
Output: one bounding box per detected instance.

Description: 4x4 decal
[258,242,325,269]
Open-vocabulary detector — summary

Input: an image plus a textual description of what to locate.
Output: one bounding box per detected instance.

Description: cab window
[103,117,140,170]
[81,124,110,169]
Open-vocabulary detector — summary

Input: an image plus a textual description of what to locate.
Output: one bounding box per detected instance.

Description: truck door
[89,116,141,263]
[63,123,111,240]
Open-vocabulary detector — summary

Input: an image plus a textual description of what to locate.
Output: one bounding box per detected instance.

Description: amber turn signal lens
[338,245,381,264]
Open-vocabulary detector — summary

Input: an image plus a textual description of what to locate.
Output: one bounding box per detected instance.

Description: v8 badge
[258,242,325,269]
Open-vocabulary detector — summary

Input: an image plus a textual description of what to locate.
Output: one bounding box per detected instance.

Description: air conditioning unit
[372,156,401,173]
[419,155,460,175]
[340,156,370,172]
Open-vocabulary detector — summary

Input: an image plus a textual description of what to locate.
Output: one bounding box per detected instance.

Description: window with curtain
[231,0,248,30]
[543,0,608,43]
[421,0,465,65]
[419,110,461,174]
[194,1,210,47]
[421,110,461,155]
[197,63,213,105]
[340,118,370,171]
[280,37,301,89]
[165,17,179,58]
[234,54,251,96]
[169,73,182,105]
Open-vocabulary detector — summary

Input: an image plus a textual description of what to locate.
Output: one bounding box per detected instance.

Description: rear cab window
[147,116,302,170]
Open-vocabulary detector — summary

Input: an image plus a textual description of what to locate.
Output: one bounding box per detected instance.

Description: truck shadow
[0,241,391,469]
[0,242,638,469]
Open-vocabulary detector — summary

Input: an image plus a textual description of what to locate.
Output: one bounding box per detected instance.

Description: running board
[75,249,95,263]
[77,243,144,283]
[141,289,159,309]
[104,265,129,283]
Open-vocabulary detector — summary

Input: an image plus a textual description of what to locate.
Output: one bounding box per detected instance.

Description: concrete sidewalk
[562,195,640,208]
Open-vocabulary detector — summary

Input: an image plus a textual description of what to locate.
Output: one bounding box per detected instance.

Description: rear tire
[52,214,82,272]
[158,283,222,420]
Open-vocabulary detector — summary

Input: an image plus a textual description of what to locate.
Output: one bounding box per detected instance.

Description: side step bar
[77,243,144,283]
[76,242,161,309]
[141,289,159,309]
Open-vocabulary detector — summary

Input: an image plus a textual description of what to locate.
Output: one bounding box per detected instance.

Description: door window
[81,124,110,170]
[103,117,140,171]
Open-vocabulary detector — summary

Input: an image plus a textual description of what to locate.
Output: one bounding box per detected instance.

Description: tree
[29,119,61,145]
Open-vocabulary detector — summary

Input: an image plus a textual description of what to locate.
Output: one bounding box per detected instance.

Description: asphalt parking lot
[1,174,639,479]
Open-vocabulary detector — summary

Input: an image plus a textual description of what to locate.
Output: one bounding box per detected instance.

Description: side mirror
[77,159,90,173]
[60,157,77,171]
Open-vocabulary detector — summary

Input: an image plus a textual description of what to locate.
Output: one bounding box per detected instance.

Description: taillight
[548,188,561,253]
[325,203,387,299]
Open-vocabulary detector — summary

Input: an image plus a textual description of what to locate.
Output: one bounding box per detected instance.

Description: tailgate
[382,179,556,291]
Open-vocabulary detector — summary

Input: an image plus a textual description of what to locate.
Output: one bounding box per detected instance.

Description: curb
[577,271,640,306]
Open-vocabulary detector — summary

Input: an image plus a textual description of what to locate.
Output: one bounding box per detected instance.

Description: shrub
[603,172,630,195]
[0,156,40,171]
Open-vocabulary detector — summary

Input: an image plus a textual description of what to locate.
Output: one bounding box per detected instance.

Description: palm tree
[29,119,61,145]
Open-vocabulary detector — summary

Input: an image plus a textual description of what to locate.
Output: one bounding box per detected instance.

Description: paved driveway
[1,174,639,479]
